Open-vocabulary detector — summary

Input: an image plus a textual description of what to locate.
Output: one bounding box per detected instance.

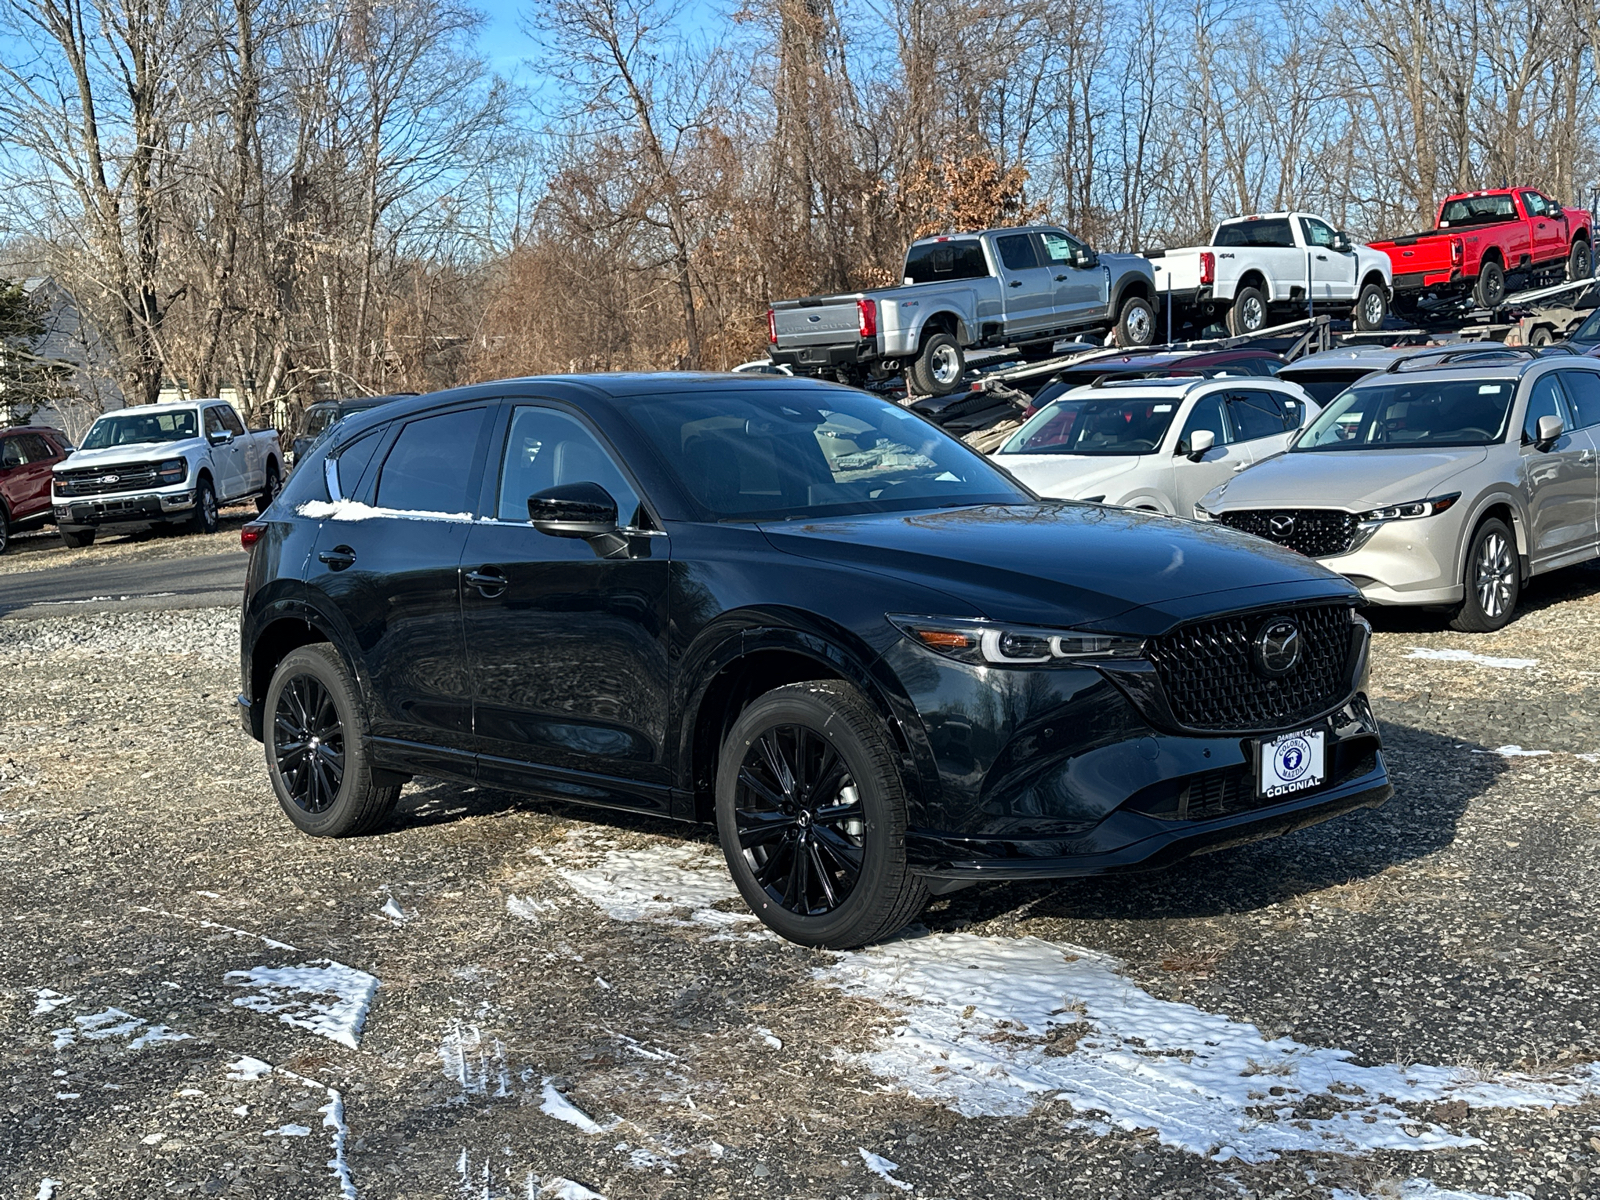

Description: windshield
[999,395,1182,456]
[1293,377,1514,451]
[619,387,1027,520]
[1280,370,1378,406]
[81,409,199,450]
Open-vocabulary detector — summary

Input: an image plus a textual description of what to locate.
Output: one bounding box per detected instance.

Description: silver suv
[1195,346,1600,630]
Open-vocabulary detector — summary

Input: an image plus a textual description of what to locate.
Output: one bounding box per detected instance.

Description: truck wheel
[1116,296,1156,346]
[715,680,928,948]
[1227,287,1268,335]
[1449,518,1519,633]
[0,506,8,555]
[908,333,965,396]
[255,461,281,514]
[1355,283,1388,331]
[1474,261,1506,309]
[265,644,401,837]
[1569,239,1593,282]
[190,477,219,534]
[1528,326,1554,348]
[59,528,95,549]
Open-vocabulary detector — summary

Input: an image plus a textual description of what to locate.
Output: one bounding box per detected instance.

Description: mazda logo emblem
[1268,514,1296,538]
[1253,618,1302,677]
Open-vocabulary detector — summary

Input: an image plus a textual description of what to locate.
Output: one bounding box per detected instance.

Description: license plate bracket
[1257,727,1326,799]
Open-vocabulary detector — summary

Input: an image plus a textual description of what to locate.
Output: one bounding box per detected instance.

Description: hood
[1202,447,1488,512]
[55,441,203,472]
[758,502,1354,634]
[996,454,1143,500]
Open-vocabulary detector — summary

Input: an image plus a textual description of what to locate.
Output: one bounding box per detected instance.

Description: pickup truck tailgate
[773,299,861,348]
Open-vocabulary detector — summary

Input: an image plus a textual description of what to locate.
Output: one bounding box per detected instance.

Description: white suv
[991,376,1318,515]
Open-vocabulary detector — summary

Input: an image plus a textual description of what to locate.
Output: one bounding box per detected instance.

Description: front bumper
[1316,516,1465,606]
[53,488,196,528]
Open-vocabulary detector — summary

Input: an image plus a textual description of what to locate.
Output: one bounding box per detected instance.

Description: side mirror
[1182,429,1215,461]
[208,429,234,446]
[1535,413,1564,450]
[528,481,619,538]
[1073,247,1099,269]
[1333,232,1352,252]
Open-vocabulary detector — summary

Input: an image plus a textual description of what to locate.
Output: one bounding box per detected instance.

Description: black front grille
[1146,603,1355,733]
[55,463,164,497]
[1216,509,1361,558]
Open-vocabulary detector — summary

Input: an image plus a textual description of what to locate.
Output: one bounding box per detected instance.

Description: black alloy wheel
[1569,239,1592,283]
[264,643,400,836]
[1474,261,1507,310]
[716,681,928,947]
[255,462,281,514]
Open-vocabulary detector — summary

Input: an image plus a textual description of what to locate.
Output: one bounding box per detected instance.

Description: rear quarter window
[1214,219,1294,248]
[904,240,989,284]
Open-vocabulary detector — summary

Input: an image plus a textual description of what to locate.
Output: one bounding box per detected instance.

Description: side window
[1038,231,1082,265]
[218,406,246,436]
[1227,391,1289,441]
[0,438,20,467]
[1522,375,1571,443]
[374,408,486,514]
[1179,392,1232,449]
[1555,370,1600,429]
[497,406,642,526]
[995,234,1039,271]
[203,407,226,437]
[20,434,54,461]
[1299,217,1337,248]
[334,428,387,498]
[1520,192,1546,218]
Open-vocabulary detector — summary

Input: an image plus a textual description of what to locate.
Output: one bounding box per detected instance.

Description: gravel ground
[4,564,1600,1200]
[0,504,259,578]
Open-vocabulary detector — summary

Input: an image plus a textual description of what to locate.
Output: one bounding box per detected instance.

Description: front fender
[1452,489,1532,581]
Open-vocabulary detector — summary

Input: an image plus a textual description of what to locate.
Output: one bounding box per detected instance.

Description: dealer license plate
[1258,728,1326,798]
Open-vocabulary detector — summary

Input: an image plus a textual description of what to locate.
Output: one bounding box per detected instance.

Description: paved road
[0,549,246,618]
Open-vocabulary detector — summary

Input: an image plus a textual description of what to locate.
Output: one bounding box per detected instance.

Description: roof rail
[1384,345,1540,373]
[1087,371,1204,389]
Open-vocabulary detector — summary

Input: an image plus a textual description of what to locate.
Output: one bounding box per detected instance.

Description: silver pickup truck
[767,225,1159,395]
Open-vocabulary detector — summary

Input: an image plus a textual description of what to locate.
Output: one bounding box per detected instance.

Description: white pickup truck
[51,399,283,548]
[1146,212,1394,336]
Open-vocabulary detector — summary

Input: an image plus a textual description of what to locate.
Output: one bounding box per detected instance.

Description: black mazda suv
[237,374,1391,947]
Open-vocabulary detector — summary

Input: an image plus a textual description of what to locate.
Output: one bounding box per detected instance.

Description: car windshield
[81,409,199,450]
[619,387,1028,520]
[1293,377,1515,451]
[998,395,1182,456]
[1280,370,1379,406]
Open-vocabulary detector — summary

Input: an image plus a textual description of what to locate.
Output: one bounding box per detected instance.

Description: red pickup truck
[1369,188,1592,311]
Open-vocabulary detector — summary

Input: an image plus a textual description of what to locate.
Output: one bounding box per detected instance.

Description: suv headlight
[888,614,1144,667]
[1359,492,1459,524]
[1193,502,1211,520]
[158,458,188,484]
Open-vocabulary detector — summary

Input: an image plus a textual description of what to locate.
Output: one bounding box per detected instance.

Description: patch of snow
[1405,647,1537,670]
[539,1081,609,1134]
[76,1008,145,1041]
[756,1027,783,1050]
[439,1022,511,1100]
[226,960,379,1050]
[141,1132,165,1145]
[321,1090,358,1200]
[37,1181,60,1200]
[135,905,298,952]
[264,1123,312,1137]
[233,1105,250,1115]
[32,989,75,1015]
[225,1056,274,1082]
[1474,745,1552,758]
[558,845,739,921]
[859,1148,913,1191]
[506,894,556,922]
[128,1025,192,1050]
[55,1092,80,1100]
[536,1178,607,1200]
[820,932,1600,1163]
[299,498,473,523]
[50,1028,74,1051]
[1330,1181,1533,1200]
[379,898,409,923]
[626,1147,673,1171]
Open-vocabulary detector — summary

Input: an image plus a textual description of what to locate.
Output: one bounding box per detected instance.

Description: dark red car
[0,426,73,553]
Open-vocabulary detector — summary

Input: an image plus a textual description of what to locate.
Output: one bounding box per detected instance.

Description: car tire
[264,643,401,837]
[255,461,281,514]
[191,476,219,534]
[1528,326,1554,348]
[1227,286,1269,336]
[1568,239,1592,282]
[0,505,9,555]
[1449,518,1520,633]
[1116,296,1156,347]
[715,680,928,948]
[908,332,965,397]
[1474,260,1506,309]
[59,528,94,549]
[1354,282,1388,331]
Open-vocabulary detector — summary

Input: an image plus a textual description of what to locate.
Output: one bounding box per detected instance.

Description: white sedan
[991,376,1318,515]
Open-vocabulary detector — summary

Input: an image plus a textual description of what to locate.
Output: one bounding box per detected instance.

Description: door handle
[1232,462,1249,472]
[1009,280,1023,288]
[466,567,508,596]
[1054,274,1069,281]
[317,546,356,570]
[1316,254,1328,260]
[1581,449,1596,464]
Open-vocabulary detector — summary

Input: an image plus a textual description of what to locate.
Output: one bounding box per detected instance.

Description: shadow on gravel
[925,719,1506,928]
[1364,558,1600,634]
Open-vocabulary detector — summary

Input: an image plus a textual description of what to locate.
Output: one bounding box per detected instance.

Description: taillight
[858,298,877,339]
[241,522,265,549]
[1451,237,1464,266]
[1199,252,1215,286]
[767,308,777,345]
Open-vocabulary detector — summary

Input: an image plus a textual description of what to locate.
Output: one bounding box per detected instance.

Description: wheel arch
[1359,269,1388,292]
[1454,493,1528,585]
[1236,269,1271,301]
[915,309,965,347]
[245,606,362,740]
